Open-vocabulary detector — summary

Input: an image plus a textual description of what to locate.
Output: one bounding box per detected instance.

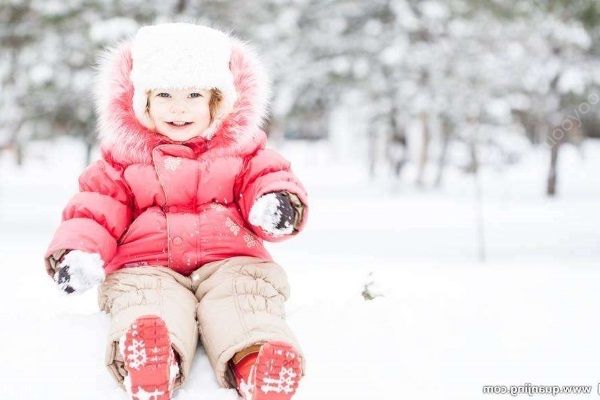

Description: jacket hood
[93,34,271,165]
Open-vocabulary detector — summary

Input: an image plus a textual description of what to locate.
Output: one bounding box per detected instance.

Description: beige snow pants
[97,256,303,390]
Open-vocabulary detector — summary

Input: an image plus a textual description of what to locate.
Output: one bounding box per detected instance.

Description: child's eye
[189,92,203,98]
[156,92,171,98]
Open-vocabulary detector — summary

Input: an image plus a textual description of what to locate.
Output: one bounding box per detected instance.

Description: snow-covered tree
[2,0,599,198]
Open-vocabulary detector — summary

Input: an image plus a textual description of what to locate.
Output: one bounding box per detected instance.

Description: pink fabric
[45,39,308,277]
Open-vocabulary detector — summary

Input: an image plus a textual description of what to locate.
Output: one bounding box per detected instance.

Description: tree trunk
[465,119,479,175]
[9,122,24,167]
[473,156,486,263]
[434,118,451,187]
[388,105,407,179]
[547,140,560,197]
[468,121,485,262]
[175,0,187,13]
[415,112,430,186]
[85,140,94,166]
[265,116,285,147]
[15,142,24,166]
[368,128,377,179]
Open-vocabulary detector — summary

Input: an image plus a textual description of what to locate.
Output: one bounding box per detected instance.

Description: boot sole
[250,341,302,400]
[122,315,173,400]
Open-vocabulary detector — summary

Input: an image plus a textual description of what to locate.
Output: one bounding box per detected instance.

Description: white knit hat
[130,23,237,131]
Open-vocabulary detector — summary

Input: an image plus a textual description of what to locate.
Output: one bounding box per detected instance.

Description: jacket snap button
[169,206,178,212]
[172,236,183,246]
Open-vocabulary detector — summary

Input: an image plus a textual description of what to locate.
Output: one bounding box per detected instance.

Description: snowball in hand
[54,250,105,294]
[249,192,294,237]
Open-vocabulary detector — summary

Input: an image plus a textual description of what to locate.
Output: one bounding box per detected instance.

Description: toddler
[44,22,308,400]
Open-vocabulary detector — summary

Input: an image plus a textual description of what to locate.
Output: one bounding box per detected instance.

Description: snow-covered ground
[0,138,599,399]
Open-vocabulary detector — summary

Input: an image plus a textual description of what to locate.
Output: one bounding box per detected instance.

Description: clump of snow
[361,272,387,300]
[30,64,54,85]
[557,67,586,95]
[249,193,293,237]
[55,250,105,294]
[419,0,450,21]
[89,17,139,45]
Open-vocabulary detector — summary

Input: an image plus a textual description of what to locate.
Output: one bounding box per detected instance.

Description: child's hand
[54,250,106,294]
[249,192,296,237]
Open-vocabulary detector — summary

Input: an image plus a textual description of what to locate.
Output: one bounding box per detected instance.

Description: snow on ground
[0,137,598,399]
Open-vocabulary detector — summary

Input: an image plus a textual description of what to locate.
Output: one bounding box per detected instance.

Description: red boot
[232,341,303,400]
[119,315,179,400]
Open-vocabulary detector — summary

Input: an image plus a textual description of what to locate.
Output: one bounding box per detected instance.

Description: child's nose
[170,101,188,114]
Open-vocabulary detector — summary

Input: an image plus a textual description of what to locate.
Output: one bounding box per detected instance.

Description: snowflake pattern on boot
[236,341,302,400]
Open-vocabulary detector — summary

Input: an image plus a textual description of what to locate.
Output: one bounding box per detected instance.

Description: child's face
[147,88,212,142]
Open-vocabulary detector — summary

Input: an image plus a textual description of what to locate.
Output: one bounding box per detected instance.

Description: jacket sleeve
[236,148,309,242]
[44,159,133,277]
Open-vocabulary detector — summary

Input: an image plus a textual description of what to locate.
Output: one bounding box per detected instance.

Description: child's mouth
[167,121,193,127]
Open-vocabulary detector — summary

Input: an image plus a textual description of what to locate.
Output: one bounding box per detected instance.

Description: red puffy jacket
[44,39,308,277]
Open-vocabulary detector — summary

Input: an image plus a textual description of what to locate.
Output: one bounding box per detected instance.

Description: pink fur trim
[93,36,271,165]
